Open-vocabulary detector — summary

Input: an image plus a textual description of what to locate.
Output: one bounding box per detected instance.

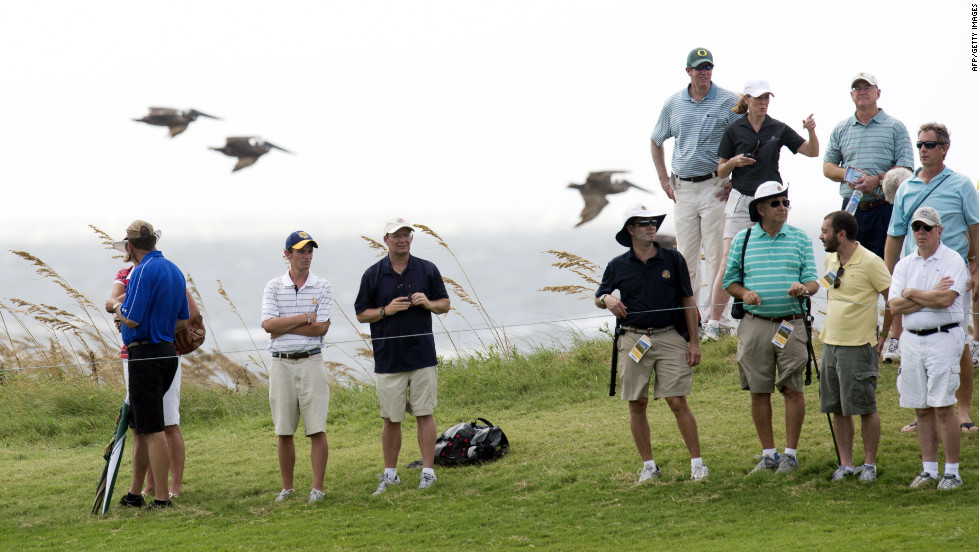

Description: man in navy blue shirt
[596,204,707,482]
[355,217,450,494]
[110,220,188,509]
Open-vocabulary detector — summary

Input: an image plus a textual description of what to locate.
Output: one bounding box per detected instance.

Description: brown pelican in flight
[133,107,221,137]
[209,137,292,172]
[568,170,651,227]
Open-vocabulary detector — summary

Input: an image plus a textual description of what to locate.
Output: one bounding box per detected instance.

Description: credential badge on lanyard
[629,335,653,363]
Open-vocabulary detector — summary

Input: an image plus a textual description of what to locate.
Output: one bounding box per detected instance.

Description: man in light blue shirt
[651,47,742,341]
[823,72,914,260]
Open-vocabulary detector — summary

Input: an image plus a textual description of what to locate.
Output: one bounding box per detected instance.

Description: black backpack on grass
[434,418,509,466]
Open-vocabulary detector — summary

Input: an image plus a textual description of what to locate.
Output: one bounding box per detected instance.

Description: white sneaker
[970,341,979,368]
[275,488,294,502]
[372,474,401,495]
[831,465,854,481]
[882,338,900,363]
[637,464,660,483]
[701,324,720,342]
[419,472,437,489]
[308,489,325,503]
[690,464,709,481]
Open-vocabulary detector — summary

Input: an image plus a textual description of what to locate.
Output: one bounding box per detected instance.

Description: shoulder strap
[739,227,752,281]
[904,173,945,224]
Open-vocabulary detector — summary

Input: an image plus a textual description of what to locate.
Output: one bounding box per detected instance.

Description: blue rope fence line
[1,294,976,375]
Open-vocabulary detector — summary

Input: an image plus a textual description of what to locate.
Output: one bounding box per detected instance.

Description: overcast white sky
[1,0,977,244]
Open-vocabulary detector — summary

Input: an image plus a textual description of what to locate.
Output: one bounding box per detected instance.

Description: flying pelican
[209,137,293,172]
[133,107,221,137]
[568,170,651,227]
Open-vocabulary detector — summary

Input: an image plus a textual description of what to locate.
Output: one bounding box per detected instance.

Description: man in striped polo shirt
[823,72,914,260]
[723,182,819,474]
[261,230,333,503]
[651,47,742,342]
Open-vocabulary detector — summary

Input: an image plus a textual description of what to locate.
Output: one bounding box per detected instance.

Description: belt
[907,323,959,336]
[676,171,717,183]
[748,313,804,323]
[858,200,884,211]
[126,340,173,349]
[621,325,675,336]
[272,348,322,360]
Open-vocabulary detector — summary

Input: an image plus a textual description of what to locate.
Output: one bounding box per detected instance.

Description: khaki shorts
[618,330,692,401]
[897,329,963,409]
[736,314,807,393]
[376,365,438,422]
[819,343,878,416]
[269,354,330,436]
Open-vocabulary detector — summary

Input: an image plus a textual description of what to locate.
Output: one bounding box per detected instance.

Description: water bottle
[844,189,862,215]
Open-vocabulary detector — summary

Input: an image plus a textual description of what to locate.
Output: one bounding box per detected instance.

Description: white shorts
[897,328,964,409]
[124,358,181,426]
[724,188,754,239]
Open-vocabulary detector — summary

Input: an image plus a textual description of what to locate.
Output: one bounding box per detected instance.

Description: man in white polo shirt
[888,207,968,490]
[261,230,334,503]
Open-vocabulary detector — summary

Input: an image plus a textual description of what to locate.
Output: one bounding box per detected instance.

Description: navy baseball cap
[285,230,318,250]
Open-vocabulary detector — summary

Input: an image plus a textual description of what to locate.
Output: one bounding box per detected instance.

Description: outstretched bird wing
[575,190,610,227]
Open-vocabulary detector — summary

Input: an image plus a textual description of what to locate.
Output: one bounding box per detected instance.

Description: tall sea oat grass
[413,224,507,350]
[9,250,116,354]
[539,250,601,300]
[217,279,267,375]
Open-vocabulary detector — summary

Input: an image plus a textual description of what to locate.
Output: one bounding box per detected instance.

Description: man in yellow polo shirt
[818,211,894,482]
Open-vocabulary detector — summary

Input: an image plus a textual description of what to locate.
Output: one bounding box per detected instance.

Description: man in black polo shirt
[355,217,450,495]
[596,204,707,482]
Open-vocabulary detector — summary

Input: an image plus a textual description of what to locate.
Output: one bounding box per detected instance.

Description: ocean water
[2,222,838,382]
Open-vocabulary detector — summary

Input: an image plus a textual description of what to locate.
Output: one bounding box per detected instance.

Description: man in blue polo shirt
[595,204,707,482]
[651,47,742,342]
[723,183,819,474]
[823,72,914,260]
[112,220,188,510]
[355,217,450,495]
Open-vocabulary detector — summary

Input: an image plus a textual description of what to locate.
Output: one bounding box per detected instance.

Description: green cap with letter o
[686,48,713,68]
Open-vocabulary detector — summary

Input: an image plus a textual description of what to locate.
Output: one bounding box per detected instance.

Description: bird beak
[266,142,293,154]
[193,110,222,120]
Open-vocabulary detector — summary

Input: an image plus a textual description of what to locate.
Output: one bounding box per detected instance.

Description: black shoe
[145,499,174,510]
[119,493,146,508]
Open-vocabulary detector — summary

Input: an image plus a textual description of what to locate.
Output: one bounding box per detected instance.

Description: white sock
[923,461,939,478]
[644,459,658,470]
[763,448,777,458]
[385,467,397,479]
[784,448,797,458]
[944,463,959,477]
[422,467,435,477]
[691,457,704,469]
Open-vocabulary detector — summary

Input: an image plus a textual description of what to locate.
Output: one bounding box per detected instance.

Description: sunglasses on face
[911,222,936,232]
[768,199,791,208]
[833,266,845,289]
[916,141,940,149]
[692,64,714,72]
[633,220,658,228]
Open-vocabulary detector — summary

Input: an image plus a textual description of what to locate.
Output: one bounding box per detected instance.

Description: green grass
[0,337,976,551]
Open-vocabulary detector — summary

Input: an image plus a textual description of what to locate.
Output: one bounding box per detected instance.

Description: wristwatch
[599,294,608,307]
[380,307,386,318]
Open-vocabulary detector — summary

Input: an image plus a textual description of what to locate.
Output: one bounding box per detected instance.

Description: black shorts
[128,342,178,435]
